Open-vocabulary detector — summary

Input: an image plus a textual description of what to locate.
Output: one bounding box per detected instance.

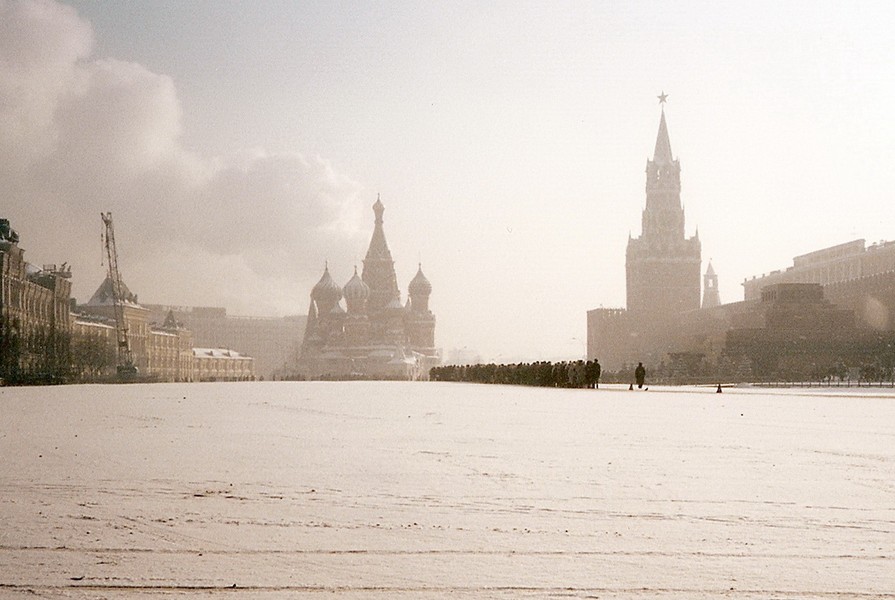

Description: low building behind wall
[591,282,891,382]
[722,283,879,381]
[743,239,895,331]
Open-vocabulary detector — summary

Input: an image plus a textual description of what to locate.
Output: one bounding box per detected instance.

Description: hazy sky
[2,0,894,362]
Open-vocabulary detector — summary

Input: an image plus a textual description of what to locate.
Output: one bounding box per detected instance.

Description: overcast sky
[2,0,894,362]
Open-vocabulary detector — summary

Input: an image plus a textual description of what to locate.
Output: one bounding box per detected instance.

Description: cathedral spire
[362,195,400,313]
[373,193,384,225]
[365,194,392,263]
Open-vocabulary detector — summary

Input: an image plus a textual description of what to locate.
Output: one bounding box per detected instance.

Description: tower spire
[653,107,673,165]
[362,195,400,314]
[626,94,701,316]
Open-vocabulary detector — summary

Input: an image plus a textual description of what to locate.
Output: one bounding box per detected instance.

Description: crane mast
[100,212,137,375]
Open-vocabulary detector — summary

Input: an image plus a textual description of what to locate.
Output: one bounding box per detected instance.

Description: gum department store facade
[1,219,254,383]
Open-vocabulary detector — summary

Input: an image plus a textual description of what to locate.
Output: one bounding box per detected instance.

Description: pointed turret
[362,195,401,314]
[702,261,721,309]
[162,310,181,330]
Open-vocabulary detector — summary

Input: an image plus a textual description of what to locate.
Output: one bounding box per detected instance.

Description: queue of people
[431,359,649,390]
[430,359,602,388]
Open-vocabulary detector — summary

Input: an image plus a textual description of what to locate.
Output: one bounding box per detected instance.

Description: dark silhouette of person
[586,359,601,389]
[634,362,646,389]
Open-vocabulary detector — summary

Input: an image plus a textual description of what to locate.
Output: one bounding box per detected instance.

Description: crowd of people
[430,359,605,388]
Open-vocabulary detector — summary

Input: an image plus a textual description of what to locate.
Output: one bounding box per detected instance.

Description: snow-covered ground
[1,381,894,598]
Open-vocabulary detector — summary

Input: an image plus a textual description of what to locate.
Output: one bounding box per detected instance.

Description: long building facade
[1,217,256,384]
[291,197,440,380]
[76,278,256,382]
[0,220,72,383]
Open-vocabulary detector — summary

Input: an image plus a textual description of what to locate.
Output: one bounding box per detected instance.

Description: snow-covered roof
[87,276,141,307]
[192,348,252,360]
[151,330,177,338]
[72,318,115,330]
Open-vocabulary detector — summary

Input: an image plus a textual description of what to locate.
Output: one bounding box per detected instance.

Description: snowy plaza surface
[1,381,894,599]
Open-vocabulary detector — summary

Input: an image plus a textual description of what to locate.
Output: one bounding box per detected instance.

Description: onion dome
[311,264,342,304]
[408,263,432,296]
[343,266,370,302]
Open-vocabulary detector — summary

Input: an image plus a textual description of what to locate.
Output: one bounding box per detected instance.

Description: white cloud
[52,58,183,178]
[0,0,367,315]
[0,0,93,163]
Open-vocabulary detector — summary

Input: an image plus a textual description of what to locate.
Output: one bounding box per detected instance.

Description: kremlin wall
[587,103,895,383]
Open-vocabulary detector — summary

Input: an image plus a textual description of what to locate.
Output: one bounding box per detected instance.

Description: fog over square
[2,0,894,361]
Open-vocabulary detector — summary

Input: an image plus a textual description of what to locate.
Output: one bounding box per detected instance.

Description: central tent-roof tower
[362,195,401,314]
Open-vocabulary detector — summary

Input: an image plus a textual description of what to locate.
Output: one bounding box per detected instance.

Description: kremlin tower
[625,98,701,316]
[587,95,704,369]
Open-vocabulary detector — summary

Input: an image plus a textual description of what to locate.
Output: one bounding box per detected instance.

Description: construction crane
[100,212,137,376]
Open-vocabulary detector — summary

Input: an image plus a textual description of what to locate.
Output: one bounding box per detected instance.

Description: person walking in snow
[634,362,646,389]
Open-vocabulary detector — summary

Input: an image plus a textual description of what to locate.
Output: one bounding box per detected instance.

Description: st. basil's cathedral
[292,197,440,379]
